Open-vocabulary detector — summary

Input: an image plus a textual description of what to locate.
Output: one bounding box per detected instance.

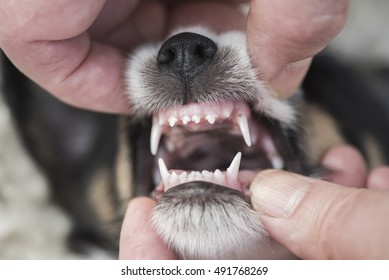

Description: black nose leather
[157,32,217,80]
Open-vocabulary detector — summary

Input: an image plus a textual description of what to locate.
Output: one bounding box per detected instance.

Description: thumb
[250,170,389,259]
[119,197,177,260]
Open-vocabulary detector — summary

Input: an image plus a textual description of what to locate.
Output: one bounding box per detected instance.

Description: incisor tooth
[214,169,225,185]
[206,114,216,124]
[182,115,191,125]
[236,114,252,147]
[168,116,177,127]
[150,117,162,155]
[170,171,178,186]
[192,115,201,124]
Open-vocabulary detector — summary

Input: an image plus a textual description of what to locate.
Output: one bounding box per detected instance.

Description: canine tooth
[168,116,178,127]
[270,156,284,170]
[150,118,162,155]
[158,115,165,126]
[236,114,252,147]
[158,158,170,187]
[192,115,201,124]
[206,114,216,124]
[182,115,191,125]
[227,152,242,182]
[263,136,284,170]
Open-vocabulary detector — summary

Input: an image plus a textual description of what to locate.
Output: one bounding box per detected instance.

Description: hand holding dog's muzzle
[119,197,177,260]
[247,0,348,99]
[0,0,348,113]
[250,145,389,259]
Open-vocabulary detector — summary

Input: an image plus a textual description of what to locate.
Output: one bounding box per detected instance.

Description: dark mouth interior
[150,100,285,196]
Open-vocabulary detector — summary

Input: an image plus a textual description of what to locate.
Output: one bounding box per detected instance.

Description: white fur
[126,26,296,125]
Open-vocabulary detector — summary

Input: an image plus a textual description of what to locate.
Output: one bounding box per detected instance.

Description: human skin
[0,0,347,111]
[119,145,379,260]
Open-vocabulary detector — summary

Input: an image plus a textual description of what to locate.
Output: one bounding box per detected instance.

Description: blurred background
[0,0,388,259]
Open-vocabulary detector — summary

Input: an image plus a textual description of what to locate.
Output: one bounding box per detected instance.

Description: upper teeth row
[150,103,252,155]
[166,113,220,127]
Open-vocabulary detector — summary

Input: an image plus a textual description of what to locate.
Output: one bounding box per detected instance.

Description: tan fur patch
[304,103,345,161]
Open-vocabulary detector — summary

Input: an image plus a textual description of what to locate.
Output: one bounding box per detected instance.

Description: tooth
[192,115,201,124]
[179,172,188,184]
[158,115,165,126]
[188,171,196,181]
[195,171,203,181]
[236,114,252,147]
[168,116,177,127]
[223,109,231,118]
[270,156,284,170]
[263,136,284,170]
[165,138,175,152]
[214,169,225,185]
[206,114,216,124]
[227,152,242,182]
[202,170,212,181]
[170,171,179,186]
[150,117,162,155]
[158,158,170,187]
[182,115,191,125]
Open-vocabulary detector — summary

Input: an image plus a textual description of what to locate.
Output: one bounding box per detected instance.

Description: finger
[247,0,348,98]
[89,1,166,51]
[250,170,389,259]
[0,0,107,41]
[320,145,367,188]
[0,0,132,113]
[368,167,389,190]
[119,197,177,260]
[167,1,246,33]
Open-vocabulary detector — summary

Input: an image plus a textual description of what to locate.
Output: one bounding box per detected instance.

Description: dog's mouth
[150,100,284,200]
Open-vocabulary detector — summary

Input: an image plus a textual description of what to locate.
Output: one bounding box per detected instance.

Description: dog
[2,25,389,259]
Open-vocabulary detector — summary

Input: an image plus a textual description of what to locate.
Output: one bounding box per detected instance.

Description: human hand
[250,145,389,259]
[0,0,347,113]
[0,0,246,113]
[247,0,348,98]
[118,145,370,260]
[119,197,177,260]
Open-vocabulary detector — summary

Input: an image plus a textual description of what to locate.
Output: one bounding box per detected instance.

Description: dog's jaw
[125,26,312,259]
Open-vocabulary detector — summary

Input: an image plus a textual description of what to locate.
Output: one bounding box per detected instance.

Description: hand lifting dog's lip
[125,26,315,259]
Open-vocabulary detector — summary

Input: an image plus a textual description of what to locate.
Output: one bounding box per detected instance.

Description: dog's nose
[157,32,217,80]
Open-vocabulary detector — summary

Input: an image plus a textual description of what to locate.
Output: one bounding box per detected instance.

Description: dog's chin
[152,181,292,260]
[147,99,297,259]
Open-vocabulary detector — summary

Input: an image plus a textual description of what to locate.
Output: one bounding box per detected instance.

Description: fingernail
[250,170,311,218]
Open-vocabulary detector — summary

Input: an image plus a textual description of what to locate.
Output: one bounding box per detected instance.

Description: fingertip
[119,197,176,260]
[367,167,389,190]
[320,145,367,188]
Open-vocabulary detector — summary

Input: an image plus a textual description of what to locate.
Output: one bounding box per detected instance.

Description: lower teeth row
[159,152,241,191]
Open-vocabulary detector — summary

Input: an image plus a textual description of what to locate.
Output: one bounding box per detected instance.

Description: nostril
[157,32,217,78]
[157,49,175,65]
[194,43,216,60]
